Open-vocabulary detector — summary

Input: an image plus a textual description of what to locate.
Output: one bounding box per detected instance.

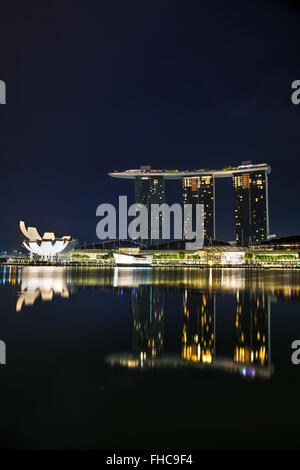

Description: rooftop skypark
[108,162,271,179]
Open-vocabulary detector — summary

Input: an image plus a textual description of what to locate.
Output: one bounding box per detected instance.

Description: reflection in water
[2,264,299,379]
[132,286,164,365]
[107,287,273,379]
[235,291,270,368]
[14,267,70,312]
[182,292,215,363]
[108,286,273,379]
[2,265,300,299]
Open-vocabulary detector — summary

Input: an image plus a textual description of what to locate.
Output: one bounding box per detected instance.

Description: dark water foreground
[0,265,300,450]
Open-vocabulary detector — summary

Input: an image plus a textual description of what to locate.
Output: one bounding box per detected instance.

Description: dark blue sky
[0,0,300,249]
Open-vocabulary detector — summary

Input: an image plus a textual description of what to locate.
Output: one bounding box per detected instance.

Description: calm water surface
[0,265,300,449]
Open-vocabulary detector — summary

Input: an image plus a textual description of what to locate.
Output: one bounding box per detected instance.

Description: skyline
[110,162,271,246]
[1,0,300,249]
[2,0,300,455]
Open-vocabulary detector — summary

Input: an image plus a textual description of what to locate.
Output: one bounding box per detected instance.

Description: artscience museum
[19,221,78,260]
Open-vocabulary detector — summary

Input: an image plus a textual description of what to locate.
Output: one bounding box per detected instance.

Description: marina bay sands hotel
[109,162,271,246]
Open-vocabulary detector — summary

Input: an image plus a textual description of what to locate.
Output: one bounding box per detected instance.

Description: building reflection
[14,266,70,312]
[179,289,271,378]
[0,265,290,379]
[107,285,273,379]
[2,265,300,301]
[182,291,215,363]
[132,286,164,364]
[179,288,271,377]
[234,291,270,368]
[107,286,273,378]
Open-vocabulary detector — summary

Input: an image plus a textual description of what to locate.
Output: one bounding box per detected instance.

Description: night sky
[0,0,300,249]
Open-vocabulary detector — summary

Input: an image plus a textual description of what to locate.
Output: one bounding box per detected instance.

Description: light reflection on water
[1,265,300,381]
[3,264,300,294]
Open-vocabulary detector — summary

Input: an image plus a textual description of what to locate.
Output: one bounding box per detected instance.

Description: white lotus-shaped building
[19,221,78,260]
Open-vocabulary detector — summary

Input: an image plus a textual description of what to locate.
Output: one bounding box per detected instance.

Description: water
[0,265,300,449]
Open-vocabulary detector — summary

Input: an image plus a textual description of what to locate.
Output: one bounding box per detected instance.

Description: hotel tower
[109,162,271,246]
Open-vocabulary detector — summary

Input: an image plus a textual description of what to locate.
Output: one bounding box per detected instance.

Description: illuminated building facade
[109,162,271,247]
[234,291,270,367]
[132,286,164,362]
[233,169,270,246]
[134,175,165,243]
[182,175,215,243]
[182,291,215,363]
[19,220,78,260]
